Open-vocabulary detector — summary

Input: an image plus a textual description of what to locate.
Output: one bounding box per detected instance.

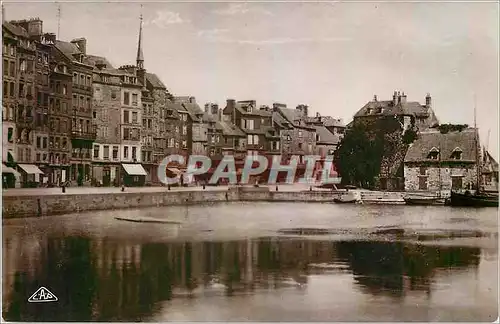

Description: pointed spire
[136,4,144,69]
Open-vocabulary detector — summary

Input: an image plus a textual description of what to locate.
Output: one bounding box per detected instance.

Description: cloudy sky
[4,1,499,158]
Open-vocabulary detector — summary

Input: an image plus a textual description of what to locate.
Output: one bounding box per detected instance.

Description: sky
[3,1,499,159]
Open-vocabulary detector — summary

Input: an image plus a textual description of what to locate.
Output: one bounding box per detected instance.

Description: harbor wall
[2,187,346,219]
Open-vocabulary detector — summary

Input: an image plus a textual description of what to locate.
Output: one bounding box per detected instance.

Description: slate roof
[54,40,82,61]
[483,149,498,173]
[181,102,204,122]
[203,113,224,131]
[314,125,341,145]
[404,128,478,163]
[322,117,345,128]
[274,107,315,131]
[3,22,29,38]
[235,103,272,117]
[219,121,246,137]
[146,72,166,89]
[354,99,434,117]
[84,55,114,69]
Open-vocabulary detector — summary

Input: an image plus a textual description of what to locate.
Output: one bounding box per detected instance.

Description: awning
[167,167,182,175]
[122,163,148,176]
[2,164,20,176]
[17,164,44,175]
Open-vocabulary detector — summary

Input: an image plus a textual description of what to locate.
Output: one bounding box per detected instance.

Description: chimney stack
[426,93,432,109]
[393,91,398,105]
[204,103,210,113]
[211,104,218,115]
[373,95,377,102]
[227,99,235,110]
[401,92,407,104]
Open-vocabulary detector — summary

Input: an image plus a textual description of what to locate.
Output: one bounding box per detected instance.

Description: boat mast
[473,95,481,192]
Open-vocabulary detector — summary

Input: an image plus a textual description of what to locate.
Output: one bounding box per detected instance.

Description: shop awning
[2,164,20,176]
[167,167,182,175]
[122,163,148,176]
[17,164,44,175]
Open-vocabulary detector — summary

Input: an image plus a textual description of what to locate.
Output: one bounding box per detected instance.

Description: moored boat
[449,190,498,207]
[403,196,445,205]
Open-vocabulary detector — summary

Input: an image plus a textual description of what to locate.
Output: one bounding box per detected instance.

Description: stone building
[481,148,498,192]
[353,91,440,190]
[86,55,123,186]
[272,103,316,162]
[404,128,479,192]
[203,103,224,158]
[54,38,96,184]
[175,96,207,156]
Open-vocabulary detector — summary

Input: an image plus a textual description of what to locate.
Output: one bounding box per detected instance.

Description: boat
[115,216,182,224]
[449,190,498,207]
[333,191,360,204]
[403,196,445,205]
[449,99,499,207]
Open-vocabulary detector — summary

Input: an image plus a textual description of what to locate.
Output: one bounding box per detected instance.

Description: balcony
[71,130,97,141]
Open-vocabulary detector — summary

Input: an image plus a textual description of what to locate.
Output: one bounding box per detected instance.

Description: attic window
[366,108,372,114]
[376,108,382,114]
[427,147,440,160]
[451,147,463,160]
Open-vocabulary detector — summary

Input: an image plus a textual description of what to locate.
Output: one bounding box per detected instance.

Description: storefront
[17,164,44,188]
[121,163,147,187]
[2,164,21,188]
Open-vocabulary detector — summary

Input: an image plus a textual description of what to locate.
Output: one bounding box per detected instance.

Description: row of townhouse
[2,17,346,188]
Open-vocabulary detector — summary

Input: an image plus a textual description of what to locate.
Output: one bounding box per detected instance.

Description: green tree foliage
[334,116,406,188]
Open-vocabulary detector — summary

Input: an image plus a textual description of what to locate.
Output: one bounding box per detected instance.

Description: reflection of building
[2,236,483,321]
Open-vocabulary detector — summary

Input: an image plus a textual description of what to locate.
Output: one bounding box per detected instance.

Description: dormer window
[366,108,372,114]
[376,108,382,114]
[450,147,463,160]
[246,106,252,113]
[427,147,440,160]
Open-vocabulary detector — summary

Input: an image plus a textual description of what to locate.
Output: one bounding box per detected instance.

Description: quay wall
[2,188,345,219]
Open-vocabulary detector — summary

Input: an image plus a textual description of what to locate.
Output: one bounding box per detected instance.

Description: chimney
[204,103,210,113]
[373,95,377,102]
[227,99,235,110]
[426,93,432,108]
[401,92,407,104]
[189,96,196,104]
[71,38,87,55]
[393,91,398,105]
[211,104,218,115]
[218,108,222,121]
[27,18,43,36]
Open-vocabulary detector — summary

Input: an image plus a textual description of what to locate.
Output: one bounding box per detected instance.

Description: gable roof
[483,149,498,173]
[3,21,29,38]
[219,120,246,137]
[314,125,341,145]
[181,102,204,122]
[354,100,431,118]
[145,72,166,89]
[54,40,82,61]
[404,128,478,163]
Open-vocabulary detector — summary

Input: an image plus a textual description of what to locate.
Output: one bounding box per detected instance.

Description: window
[427,148,439,160]
[132,93,138,106]
[124,92,130,105]
[131,128,139,140]
[451,148,463,160]
[93,111,97,119]
[111,90,117,99]
[73,73,78,84]
[451,176,463,190]
[43,137,47,149]
[72,94,77,107]
[9,61,15,76]
[419,167,427,175]
[247,134,253,145]
[86,76,91,86]
[182,114,188,122]
[94,145,100,158]
[3,59,7,75]
[182,125,187,135]
[148,119,152,129]
[132,146,137,160]
[103,146,109,159]
[298,142,303,150]
[123,128,130,140]
[298,131,303,138]
[418,176,428,190]
[80,74,84,85]
[124,110,129,123]
[182,140,187,148]
[8,128,14,143]
[175,126,179,133]
[132,111,138,124]
[169,138,174,147]
[62,138,67,149]
[112,146,119,160]
[9,82,14,97]
[124,146,129,159]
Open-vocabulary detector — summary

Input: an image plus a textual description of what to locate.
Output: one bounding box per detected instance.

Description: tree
[334,116,407,188]
[334,122,384,188]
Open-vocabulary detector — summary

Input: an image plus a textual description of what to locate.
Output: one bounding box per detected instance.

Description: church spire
[136,5,144,69]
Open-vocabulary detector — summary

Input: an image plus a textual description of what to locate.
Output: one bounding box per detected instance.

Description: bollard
[62,185,66,193]
[276,185,278,191]
[121,185,125,192]
[309,186,312,192]
[168,184,171,190]
[203,184,206,190]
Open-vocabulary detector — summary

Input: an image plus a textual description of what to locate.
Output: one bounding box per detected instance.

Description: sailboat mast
[473,95,481,192]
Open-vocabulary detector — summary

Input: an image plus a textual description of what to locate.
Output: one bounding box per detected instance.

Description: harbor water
[2,202,498,321]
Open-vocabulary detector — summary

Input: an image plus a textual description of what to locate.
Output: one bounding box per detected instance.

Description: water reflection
[2,236,488,321]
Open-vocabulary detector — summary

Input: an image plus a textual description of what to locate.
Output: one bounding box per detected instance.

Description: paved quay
[2,183,332,197]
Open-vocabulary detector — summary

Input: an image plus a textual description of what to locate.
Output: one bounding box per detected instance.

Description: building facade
[404,129,479,192]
